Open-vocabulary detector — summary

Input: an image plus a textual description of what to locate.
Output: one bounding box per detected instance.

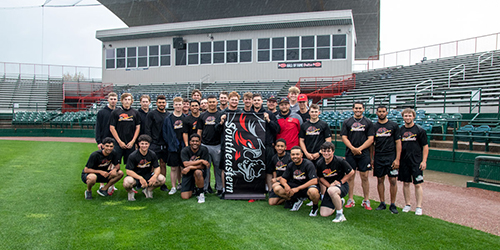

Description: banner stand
[223,193,266,200]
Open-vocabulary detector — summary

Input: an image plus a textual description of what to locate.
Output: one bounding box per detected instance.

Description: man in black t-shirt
[146,95,170,192]
[137,95,150,138]
[81,137,124,200]
[197,95,223,194]
[109,93,141,165]
[123,135,166,201]
[399,108,428,216]
[267,139,291,206]
[341,102,374,210]
[180,134,210,203]
[273,146,320,216]
[297,94,310,122]
[163,97,186,195]
[183,100,201,146]
[299,104,332,165]
[317,142,354,223]
[370,106,401,214]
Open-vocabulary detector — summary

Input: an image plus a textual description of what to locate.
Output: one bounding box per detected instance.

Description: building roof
[97,0,379,59]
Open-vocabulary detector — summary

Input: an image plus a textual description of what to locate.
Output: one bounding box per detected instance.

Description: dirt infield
[1,136,499,236]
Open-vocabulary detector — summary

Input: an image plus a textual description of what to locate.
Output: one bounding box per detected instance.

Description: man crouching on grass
[180,134,210,203]
[82,137,124,200]
[123,135,166,201]
[273,146,320,216]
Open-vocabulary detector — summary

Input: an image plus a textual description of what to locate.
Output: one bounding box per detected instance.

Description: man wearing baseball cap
[266,96,279,116]
[297,94,310,122]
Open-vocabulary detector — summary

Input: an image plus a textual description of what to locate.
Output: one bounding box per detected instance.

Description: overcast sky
[1,0,499,68]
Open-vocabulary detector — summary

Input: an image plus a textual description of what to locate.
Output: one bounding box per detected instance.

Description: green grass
[0,140,499,249]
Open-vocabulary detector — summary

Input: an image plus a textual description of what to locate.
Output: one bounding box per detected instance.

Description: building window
[301,36,315,60]
[188,43,199,65]
[213,41,225,64]
[149,45,159,67]
[258,38,270,62]
[161,45,171,66]
[239,39,252,63]
[127,47,136,68]
[332,34,347,59]
[286,36,299,61]
[316,35,330,60]
[226,40,238,63]
[272,37,284,61]
[200,42,212,64]
[105,49,115,69]
[138,46,147,67]
[175,48,186,66]
[116,48,125,68]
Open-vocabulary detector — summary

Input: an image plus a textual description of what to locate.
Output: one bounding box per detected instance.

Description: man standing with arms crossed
[341,102,374,210]
[399,108,428,216]
[146,95,170,192]
[371,106,401,214]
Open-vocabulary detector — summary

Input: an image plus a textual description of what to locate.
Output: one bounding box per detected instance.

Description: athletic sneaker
[376,202,386,210]
[176,183,182,190]
[361,200,372,210]
[216,190,224,197]
[97,188,110,197]
[332,213,346,223]
[345,199,355,208]
[306,201,313,206]
[197,193,205,203]
[290,199,304,211]
[160,184,169,192]
[389,204,399,214]
[128,192,136,201]
[402,205,411,213]
[168,187,177,195]
[415,207,423,216]
[85,190,92,200]
[309,206,318,217]
[284,200,294,209]
[207,186,215,194]
[132,187,138,194]
[107,186,114,195]
[112,185,118,191]
[143,188,153,198]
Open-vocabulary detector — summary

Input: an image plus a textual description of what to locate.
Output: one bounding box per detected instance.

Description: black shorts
[181,169,206,192]
[167,151,182,167]
[320,182,349,210]
[373,154,398,178]
[289,184,319,200]
[398,162,424,184]
[150,143,168,162]
[133,172,155,188]
[268,189,280,199]
[81,172,109,184]
[113,143,135,164]
[346,154,372,172]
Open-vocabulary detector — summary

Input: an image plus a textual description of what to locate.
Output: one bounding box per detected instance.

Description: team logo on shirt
[376,127,392,137]
[118,113,134,121]
[137,159,151,168]
[174,120,183,129]
[287,117,294,122]
[351,122,365,131]
[205,116,216,125]
[305,126,320,135]
[190,155,200,161]
[322,168,338,177]
[99,159,111,168]
[275,160,287,171]
[293,170,306,180]
[402,131,417,141]
[192,121,197,130]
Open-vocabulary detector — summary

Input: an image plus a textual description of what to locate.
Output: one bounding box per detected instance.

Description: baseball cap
[297,94,308,102]
[279,97,290,104]
[267,96,278,102]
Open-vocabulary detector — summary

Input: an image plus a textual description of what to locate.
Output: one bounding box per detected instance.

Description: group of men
[83,86,428,222]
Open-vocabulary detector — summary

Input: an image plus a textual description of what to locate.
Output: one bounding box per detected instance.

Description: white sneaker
[332,213,346,223]
[168,187,177,195]
[113,185,118,191]
[290,199,304,211]
[306,201,313,206]
[402,205,411,213]
[128,192,136,201]
[197,193,205,203]
[142,188,153,198]
[176,183,182,190]
[415,207,422,216]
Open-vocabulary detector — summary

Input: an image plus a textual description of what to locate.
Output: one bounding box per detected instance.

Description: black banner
[223,113,267,198]
[277,61,322,69]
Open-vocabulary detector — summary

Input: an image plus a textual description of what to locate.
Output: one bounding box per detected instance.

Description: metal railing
[477,51,494,73]
[470,88,482,114]
[448,64,465,87]
[473,156,500,184]
[414,79,434,107]
[0,61,101,81]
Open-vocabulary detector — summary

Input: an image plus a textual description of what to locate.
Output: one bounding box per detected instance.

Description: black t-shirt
[126,149,159,177]
[298,110,310,123]
[400,124,428,167]
[340,116,375,156]
[299,120,332,154]
[171,114,185,144]
[180,145,210,167]
[83,150,120,173]
[266,152,291,176]
[196,110,222,145]
[281,159,317,187]
[374,120,401,156]
[316,155,352,183]
[146,109,169,145]
[138,108,148,136]
[183,114,200,138]
[109,106,141,144]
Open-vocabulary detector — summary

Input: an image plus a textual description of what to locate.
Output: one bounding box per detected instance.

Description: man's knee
[123,176,135,188]
[157,174,166,185]
[377,176,385,184]
[389,177,397,185]
[181,192,191,200]
[320,207,334,217]
[307,187,320,198]
[86,174,97,184]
